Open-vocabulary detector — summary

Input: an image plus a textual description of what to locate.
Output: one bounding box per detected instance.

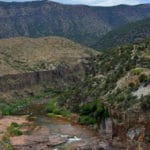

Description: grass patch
[0,133,13,150]
[131,68,143,75]
[46,99,70,117]
[7,122,22,137]
[0,122,22,150]
[0,88,65,115]
[0,98,32,115]
[78,116,96,125]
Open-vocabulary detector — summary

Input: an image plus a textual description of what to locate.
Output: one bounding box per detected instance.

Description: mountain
[0,1,150,47]
[0,36,96,76]
[93,18,150,50]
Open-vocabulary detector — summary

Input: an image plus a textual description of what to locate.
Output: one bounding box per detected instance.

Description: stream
[33,116,105,150]
[2,115,148,149]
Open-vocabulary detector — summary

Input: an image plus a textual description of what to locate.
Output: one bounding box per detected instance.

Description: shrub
[79,100,109,125]
[2,134,10,143]
[141,96,150,111]
[46,99,70,117]
[0,134,12,150]
[10,122,19,128]
[131,68,143,75]
[139,74,149,83]
[78,116,96,125]
[46,100,56,113]
[80,104,92,116]
[128,82,139,91]
[7,123,22,137]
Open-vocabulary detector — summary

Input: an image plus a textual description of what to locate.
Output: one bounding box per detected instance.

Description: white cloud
[3,0,149,6]
[93,0,141,6]
[53,0,146,6]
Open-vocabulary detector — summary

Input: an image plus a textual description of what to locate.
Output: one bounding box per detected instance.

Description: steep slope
[93,18,150,50]
[61,40,150,145]
[0,36,96,76]
[64,40,150,112]
[0,1,150,46]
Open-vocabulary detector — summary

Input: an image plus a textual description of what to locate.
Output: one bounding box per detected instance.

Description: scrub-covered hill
[60,40,150,145]
[93,18,150,50]
[0,36,96,76]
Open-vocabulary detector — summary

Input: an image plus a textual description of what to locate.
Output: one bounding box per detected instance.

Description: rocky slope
[0,36,96,102]
[0,1,150,46]
[61,40,150,146]
[0,36,96,76]
[93,18,150,50]
[0,39,149,149]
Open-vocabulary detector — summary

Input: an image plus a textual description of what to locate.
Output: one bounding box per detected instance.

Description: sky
[2,0,150,6]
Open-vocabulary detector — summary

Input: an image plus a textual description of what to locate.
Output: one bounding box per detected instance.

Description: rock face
[0,63,85,92]
[108,109,150,147]
[97,111,150,149]
[11,135,67,150]
[0,1,150,46]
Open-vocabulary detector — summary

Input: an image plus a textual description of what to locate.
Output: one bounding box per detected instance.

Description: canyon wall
[0,63,85,92]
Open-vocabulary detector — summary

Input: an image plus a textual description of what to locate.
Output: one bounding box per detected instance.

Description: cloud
[52,0,97,5]
[93,0,141,6]
[53,0,149,6]
[2,0,150,6]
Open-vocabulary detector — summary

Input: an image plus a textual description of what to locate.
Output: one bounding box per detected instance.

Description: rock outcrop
[0,63,85,92]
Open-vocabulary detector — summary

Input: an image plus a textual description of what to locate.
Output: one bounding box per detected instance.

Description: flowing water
[34,116,103,149]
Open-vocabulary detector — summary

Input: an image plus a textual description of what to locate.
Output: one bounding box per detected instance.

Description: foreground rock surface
[11,135,67,150]
[0,116,27,140]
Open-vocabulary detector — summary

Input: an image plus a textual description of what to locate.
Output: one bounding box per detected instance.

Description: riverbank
[0,115,106,150]
[1,115,150,150]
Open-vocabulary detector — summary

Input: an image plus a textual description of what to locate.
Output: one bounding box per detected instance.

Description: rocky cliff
[0,63,85,92]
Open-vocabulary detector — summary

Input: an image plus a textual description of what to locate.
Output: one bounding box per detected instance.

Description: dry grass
[0,36,97,75]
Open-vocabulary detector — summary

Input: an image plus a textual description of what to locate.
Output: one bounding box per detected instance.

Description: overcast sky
[2,0,150,6]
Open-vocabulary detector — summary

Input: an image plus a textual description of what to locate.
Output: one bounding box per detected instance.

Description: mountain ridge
[93,18,150,50]
[0,1,150,47]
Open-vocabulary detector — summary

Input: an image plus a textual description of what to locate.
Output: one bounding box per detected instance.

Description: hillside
[0,1,150,46]
[93,18,150,50]
[59,40,150,144]
[63,40,150,112]
[0,36,96,76]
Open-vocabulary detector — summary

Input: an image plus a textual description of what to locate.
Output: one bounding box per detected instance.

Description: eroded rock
[11,135,67,150]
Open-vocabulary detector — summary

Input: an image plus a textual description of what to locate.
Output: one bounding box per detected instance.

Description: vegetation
[61,40,150,114]
[0,88,64,115]
[46,99,70,117]
[0,37,96,75]
[79,100,109,125]
[0,39,150,127]
[139,74,150,83]
[0,122,22,150]
[0,1,150,47]
[93,18,150,50]
[0,134,12,150]
[141,95,150,111]
[7,123,22,137]
[131,68,143,75]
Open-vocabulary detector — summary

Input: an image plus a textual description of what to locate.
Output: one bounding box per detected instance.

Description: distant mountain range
[0,1,150,47]
[93,18,150,50]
